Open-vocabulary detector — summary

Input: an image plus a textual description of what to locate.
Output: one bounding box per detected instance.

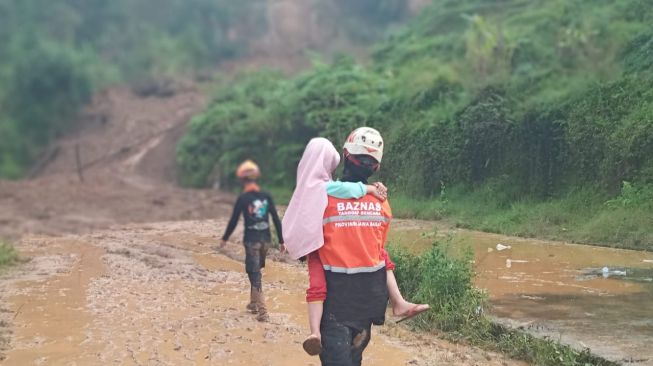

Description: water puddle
[389,220,653,364]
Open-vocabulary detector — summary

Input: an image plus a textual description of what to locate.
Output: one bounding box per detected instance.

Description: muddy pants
[319,317,372,366]
[244,241,269,290]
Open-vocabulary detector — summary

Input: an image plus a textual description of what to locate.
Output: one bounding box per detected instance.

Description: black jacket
[222,190,283,244]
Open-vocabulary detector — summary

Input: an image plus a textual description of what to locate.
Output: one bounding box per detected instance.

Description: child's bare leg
[308,302,323,337]
[387,270,429,316]
[304,251,325,356]
[303,302,323,355]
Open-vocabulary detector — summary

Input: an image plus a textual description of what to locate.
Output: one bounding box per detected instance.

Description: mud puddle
[0,220,520,365]
[389,220,653,364]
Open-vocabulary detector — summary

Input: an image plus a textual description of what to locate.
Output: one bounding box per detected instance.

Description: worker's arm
[221,195,244,244]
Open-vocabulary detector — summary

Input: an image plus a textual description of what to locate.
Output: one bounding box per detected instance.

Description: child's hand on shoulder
[367,182,388,201]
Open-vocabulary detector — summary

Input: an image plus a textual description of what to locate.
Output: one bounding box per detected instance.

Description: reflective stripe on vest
[323,215,391,224]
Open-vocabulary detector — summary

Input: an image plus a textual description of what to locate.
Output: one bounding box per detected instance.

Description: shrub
[0,45,93,177]
[177,58,388,188]
[0,242,18,268]
[622,31,653,74]
[605,181,653,209]
[176,71,288,188]
[6,46,93,141]
[387,240,486,335]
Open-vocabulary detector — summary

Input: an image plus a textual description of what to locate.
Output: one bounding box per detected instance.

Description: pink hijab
[283,138,340,260]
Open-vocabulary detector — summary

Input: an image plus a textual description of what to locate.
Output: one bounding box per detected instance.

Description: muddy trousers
[319,319,372,366]
[244,241,269,321]
[244,241,269,290]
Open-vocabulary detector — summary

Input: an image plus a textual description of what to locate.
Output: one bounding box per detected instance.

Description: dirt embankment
[0,86,230,241]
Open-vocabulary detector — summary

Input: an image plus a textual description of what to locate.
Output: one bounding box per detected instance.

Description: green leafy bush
[0,45,93,177]
[562,73,653,191]
[388,240,486,334]
[622,31,653,74]
[177,58,388,188]
[6,46,93,143]
[0,242,18,268]
[605,181,653,209]
[177,71,287,188]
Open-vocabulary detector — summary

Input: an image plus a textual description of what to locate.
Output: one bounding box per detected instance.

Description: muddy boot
[246,288,258,313]
[254,289,269,322]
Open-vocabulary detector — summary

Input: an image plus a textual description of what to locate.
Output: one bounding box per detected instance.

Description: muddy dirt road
[0,221,518,365]
[0,86,521,365]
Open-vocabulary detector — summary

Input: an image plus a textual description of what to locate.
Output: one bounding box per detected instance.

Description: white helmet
[343,127,384,163]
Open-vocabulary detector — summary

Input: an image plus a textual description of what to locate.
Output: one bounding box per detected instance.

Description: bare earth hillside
[0,86,230,241]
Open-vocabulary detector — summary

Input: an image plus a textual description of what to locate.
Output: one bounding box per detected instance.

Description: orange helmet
[236,160,260,180]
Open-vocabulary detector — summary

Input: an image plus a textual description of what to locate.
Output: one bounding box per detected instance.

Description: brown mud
[0,86,233,242]
[0,221,519,365]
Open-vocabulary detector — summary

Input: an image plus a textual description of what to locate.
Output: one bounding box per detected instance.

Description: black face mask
[344,151,380,171]
[341,154,378,184]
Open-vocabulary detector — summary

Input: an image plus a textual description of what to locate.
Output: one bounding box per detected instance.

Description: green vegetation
[0,46,94,178]
[388,241,618,366]
[0,0,267,179]
[391,182,653,251]
[0,0,419,180]
[0,242,18,269]
[180,0,653,250]
[177,58,389,188]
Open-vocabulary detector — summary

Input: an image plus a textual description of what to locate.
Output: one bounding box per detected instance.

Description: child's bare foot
[393,301,429,323]
[303,334,322,356]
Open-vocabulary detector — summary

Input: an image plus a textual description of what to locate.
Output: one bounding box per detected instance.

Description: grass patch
[388,241,619,365]
[390,184,653,252]
[0,242,18,269]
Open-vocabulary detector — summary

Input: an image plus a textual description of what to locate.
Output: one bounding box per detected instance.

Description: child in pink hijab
[283,137,380,259]
[283,137,428,356]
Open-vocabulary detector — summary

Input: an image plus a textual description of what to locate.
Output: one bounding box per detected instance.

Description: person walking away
[283,130,429,360]
[220,160,283,322]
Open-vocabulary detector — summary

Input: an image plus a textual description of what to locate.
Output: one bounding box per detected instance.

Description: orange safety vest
[319,194,392,274]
